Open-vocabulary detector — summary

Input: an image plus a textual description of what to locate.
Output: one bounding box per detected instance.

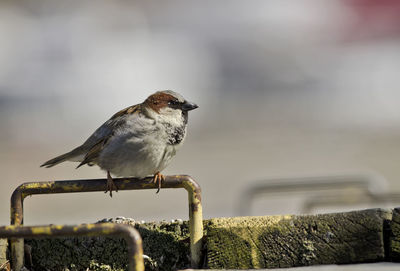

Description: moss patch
[26,219,190,271]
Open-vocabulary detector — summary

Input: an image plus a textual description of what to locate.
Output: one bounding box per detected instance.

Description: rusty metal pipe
[10,175,203,270]
[1,223,144,271]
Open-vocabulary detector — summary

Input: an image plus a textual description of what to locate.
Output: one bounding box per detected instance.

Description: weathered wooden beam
[206,208,391,269]
[2,208,399,270]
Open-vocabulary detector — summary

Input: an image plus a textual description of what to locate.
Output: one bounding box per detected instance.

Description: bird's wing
[76,104,143,168]
[76,137,109,168]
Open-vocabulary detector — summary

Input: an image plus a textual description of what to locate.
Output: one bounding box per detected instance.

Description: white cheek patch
[158,107,184,126]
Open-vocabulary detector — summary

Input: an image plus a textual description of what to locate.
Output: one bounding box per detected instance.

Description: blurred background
[1,0,400,227]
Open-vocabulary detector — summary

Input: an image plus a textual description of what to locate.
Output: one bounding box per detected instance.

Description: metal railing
[10,175,203,270]
[303,193,400,213]
[236,174,397,216]
[0,223,144,271]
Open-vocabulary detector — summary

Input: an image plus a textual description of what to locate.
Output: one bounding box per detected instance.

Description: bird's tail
[40,147,84,168]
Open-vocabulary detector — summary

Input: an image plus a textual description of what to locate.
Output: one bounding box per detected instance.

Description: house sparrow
[41,90,198,197]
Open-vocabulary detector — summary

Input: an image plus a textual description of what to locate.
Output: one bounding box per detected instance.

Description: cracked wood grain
[206,209,392,269]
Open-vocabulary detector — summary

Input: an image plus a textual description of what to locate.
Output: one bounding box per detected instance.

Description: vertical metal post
[181,176,203,267]
[10,188,24,271]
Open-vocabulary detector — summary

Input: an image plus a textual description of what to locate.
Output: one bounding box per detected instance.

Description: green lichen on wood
[206,209,391,269]
[25,219,190,271]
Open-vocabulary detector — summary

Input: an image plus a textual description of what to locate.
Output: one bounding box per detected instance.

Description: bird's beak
[182,101,199,111]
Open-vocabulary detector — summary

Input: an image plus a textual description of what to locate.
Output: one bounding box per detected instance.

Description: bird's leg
[153,172,165,194]
[105,171,118,197]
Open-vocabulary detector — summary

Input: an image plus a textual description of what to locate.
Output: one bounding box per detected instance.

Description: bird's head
[144,90,198,122]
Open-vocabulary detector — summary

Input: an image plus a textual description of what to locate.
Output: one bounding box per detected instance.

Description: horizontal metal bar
[303,193,400,213]
[10,175,203,270]
[13,175,196,198]
[1,223,144,271]
[236,174,387,216]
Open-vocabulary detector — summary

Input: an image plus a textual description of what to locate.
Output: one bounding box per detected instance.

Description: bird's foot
[153,172,165,194]
[105,171,118,197]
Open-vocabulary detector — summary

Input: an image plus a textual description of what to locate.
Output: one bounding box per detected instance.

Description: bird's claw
[153,172,165,194]
[105,171,118,197]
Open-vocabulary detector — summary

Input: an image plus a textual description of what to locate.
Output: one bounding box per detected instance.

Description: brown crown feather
[144,92,177,113]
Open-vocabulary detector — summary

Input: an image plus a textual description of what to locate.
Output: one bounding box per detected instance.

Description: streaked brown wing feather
[76,104,142,168]
[76,137,110,168]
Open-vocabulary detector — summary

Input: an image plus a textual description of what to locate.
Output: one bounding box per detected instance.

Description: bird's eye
[168,100,179,106]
